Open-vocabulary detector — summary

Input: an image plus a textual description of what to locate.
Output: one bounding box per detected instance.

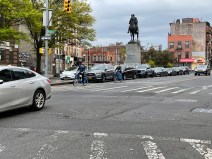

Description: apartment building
[168,18,212,69]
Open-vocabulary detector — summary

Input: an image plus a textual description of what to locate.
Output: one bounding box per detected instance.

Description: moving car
[0,66,51,112]
[86,64,114,82]
[114,64,137,80]
[173,67,183,75]
[194,64,211,76]
[60,66,78,80]
[136,64,154,78]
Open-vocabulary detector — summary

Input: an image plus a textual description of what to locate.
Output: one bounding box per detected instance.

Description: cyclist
[115,63,122,81]
[77,62,86,84]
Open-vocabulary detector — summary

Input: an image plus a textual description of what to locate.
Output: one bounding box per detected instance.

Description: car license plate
[88,76,92,79]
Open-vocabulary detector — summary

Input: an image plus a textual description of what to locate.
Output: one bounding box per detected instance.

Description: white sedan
[60,67,78,80]
[0,66,51,112]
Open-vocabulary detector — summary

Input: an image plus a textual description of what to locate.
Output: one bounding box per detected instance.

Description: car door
[0,68,14,110]
[105,65,114,79]
[9,68,37,107]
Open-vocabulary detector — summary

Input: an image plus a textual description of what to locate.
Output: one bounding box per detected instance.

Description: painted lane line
[181,138,212,159]
[141,135,166,159]
[154,87,179,93]
[176,99,197,102]
[137,87,165,93]
[189,89,203,94]
[121,86,153,92]
[90,86,128,92]
[172,88,190,94]
[90,132,108,159]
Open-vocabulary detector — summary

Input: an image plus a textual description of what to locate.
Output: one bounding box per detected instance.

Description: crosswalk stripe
[121,86,153,92]
[181,138,212,159]
[189,89,203,94]
[172,88,190,94]
[154,87,179,93]
[90,86,128,92]
[141,135,166,159]
[137,87,165,93]
[90,133,108,159]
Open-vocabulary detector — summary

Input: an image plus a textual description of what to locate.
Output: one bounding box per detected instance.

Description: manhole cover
[192,108,212,113]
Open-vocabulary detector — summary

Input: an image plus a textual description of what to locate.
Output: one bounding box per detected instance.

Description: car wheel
[102,75,106,83]
[123,74,126,80]
[32,90,45,110]
[133,74,136,79]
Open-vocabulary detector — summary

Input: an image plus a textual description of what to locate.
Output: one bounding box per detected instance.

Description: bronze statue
[127,14,139,42]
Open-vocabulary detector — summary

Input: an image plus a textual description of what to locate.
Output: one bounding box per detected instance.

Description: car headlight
[95,73,101,76]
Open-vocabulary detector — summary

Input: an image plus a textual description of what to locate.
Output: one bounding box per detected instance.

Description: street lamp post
[44,0,49,77]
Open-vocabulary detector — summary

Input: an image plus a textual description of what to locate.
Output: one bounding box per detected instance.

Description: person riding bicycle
[77,62,86,84]
[115,64,122,80]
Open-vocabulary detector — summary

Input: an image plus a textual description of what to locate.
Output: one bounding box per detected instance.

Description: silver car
[0,66,51,112]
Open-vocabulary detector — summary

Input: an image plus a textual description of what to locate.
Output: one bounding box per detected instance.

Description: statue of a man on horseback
[127,14,139,42]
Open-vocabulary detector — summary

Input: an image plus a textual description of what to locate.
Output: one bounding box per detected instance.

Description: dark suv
[86,64,114,82]
[194,65,211,76]
[136,64,154,78]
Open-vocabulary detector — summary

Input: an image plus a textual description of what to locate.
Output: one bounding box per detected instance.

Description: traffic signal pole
[44,0,49,77]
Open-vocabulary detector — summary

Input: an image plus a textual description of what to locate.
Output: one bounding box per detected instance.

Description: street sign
[41,36,51,40]
[48,30,56,35]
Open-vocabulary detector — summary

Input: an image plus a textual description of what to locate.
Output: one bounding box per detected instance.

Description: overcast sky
[87,0,212,50]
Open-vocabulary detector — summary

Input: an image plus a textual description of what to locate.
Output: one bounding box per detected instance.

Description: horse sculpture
[129,23,139,42]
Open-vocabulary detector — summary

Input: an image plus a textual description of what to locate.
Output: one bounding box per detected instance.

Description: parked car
[114,64,137,80]
[60,66,78,80]
[173,67,183,75]
[0,66,51,112]
[86,64,114,82]
[165,68,177,76]
[136,64,154,78]
[179,66,190,75]
[194,64,211,76]
[153,67,168,77]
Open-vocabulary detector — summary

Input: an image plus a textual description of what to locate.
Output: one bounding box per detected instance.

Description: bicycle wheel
[114,75,117,83]
[73,79,79,87]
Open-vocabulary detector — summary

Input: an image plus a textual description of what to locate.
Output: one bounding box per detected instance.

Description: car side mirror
[0,80,3,84]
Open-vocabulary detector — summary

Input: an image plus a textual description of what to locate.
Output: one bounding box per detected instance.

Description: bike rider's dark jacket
[78,64,85,73]
[115,66,122,73]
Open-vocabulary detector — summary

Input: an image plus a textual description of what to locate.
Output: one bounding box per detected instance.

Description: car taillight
[47,79,51,84]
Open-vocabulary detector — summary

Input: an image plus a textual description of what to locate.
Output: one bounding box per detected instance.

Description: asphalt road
[0,73,212,159]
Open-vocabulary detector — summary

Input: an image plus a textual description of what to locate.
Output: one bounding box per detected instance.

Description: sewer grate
[192,108,212,113]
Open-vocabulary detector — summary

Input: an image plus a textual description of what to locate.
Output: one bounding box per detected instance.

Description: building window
[178,52,181,60]
[185,51,189,58]
[94,55,96,62]
[169,42,174,49]
[0,49,6,62]
[103,55,105,62]
[110,56,112,61]
[185,41,189,48]
[9,51,13,64]
[177,42,182,49]
[98,55,101,61]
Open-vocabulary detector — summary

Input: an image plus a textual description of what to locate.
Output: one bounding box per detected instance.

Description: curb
[50,80,73,86]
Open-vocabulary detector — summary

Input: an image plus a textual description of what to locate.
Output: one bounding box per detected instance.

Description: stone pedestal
[126,42,141,64]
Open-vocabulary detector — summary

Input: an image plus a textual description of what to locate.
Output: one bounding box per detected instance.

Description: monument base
[126,42,141,64]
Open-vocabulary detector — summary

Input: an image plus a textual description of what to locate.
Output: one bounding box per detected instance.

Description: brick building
[168,18,212,69]
[82,44,125,68]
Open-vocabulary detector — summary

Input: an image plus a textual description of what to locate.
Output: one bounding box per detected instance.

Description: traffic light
[64,0,71,13]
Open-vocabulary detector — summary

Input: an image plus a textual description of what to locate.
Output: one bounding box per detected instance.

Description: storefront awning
[179,58,194,63]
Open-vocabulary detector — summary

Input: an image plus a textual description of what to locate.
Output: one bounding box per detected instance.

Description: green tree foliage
[143,48,175,67]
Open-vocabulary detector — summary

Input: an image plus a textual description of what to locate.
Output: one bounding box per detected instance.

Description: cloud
[89,0,212,49]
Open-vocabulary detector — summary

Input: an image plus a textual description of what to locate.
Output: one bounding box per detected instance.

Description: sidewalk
[49,76,73,86]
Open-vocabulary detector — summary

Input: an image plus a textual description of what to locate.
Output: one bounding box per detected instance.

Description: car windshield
[90,65,105,70]
[65,67,78,71]
[197,65,207,69]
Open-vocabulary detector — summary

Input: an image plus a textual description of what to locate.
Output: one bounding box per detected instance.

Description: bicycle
[73,72,88,86]
[114,71,122,83]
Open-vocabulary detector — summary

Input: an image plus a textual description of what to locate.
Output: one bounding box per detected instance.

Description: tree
[24,0,96,73]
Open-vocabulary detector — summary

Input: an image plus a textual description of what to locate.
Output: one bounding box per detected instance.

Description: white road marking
[154,87,179,93]
[0,144,5,152]
[137,87,165,93]
[141,135,166,159]
[176,99,197,102]
[172,88,190,94]
[90,133,108,159]
[181,138,212,159]
[121,86,153,92]
[90,86,128,92]
[189,89,203,94]
[32,130,68,159]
